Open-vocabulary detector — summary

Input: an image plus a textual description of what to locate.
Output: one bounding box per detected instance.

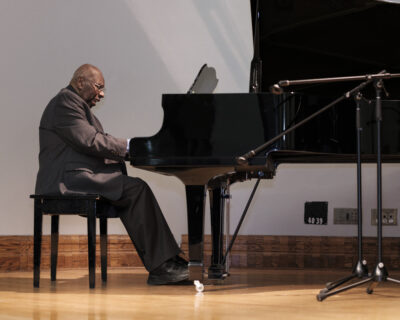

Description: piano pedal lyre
[222,181,232,278]
[197,179,232,292]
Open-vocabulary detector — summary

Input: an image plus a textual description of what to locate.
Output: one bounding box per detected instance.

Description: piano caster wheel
[194,280,204,293]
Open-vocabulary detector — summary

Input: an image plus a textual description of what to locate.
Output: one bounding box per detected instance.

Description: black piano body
[130,93,400,280]
[130,0,400,281]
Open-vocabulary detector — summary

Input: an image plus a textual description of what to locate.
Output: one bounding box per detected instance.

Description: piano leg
[208,185,227,279]
[185,185,206,281]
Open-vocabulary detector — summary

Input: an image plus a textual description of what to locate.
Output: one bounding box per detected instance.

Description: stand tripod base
[317,260,368,300]
[366,263,400,293]
[317,262,400,301]
[321,260,369,294]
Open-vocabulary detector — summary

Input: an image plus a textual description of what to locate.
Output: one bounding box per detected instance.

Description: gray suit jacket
[35,86,128,201]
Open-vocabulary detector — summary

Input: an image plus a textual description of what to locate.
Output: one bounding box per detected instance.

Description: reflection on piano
[130,0,400,281]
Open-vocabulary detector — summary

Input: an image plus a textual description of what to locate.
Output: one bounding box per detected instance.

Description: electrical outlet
[334,208,358,224]
[371,209,398,225]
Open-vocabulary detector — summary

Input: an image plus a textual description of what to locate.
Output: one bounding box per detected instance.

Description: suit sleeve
[52,94,127,161]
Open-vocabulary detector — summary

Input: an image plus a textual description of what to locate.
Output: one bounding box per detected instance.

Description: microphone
[269,84,284,95]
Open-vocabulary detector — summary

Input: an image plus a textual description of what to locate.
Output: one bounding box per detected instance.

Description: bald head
[70,64,102,84]
[70,64,105,107]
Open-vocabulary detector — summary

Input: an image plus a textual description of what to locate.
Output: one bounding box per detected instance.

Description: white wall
[1,0,400,243]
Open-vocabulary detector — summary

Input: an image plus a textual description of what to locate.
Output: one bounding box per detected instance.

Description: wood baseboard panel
[182,235,400,270]
[1,235,399,272]
[0,235,143,272]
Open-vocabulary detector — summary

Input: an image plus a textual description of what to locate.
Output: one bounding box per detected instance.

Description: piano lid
[251,0,400,98]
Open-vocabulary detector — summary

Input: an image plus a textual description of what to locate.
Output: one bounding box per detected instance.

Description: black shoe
[147,257,189,285]
[174,255,189,266]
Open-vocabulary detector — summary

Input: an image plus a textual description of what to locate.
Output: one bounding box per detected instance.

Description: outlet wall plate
[334,208,358,224]
[371,208,398,225]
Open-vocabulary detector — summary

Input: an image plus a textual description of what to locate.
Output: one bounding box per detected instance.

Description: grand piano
[130,0,400,281]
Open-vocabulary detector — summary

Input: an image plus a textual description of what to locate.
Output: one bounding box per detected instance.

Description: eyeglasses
[92,81,106,93]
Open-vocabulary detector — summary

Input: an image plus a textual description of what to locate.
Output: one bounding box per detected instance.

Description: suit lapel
[83,104,104,133]
[91,113,105,133]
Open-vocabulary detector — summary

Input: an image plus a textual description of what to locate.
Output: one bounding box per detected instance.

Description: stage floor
[0,268,400,319]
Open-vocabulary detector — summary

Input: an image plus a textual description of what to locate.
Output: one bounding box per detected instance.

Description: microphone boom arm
[237,75,383,165]
[239,70,400,165]
[278,72,400,87]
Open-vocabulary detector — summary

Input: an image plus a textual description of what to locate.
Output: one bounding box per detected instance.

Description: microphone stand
[317,92,369,298]
[317,79,400,301]
[236,71,400,301]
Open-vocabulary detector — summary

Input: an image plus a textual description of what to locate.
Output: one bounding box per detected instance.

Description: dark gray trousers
[111,175,181,271]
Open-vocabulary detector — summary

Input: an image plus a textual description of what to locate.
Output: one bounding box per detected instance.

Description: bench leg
[33,200,43,288]
[87,201,96,289]
[100,218,107,282]
[51,215,59,281]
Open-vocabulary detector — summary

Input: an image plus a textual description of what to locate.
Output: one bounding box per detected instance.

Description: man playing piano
[35,64,188,285]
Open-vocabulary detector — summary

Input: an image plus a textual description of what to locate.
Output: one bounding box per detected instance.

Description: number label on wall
[304,201,328,225]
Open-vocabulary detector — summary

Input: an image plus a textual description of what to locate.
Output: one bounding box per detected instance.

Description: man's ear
[76,77,85,90]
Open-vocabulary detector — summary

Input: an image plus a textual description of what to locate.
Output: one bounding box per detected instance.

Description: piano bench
[30,194,120,289]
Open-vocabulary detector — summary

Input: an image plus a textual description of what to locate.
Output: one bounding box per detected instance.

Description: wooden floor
[1,268,400,319]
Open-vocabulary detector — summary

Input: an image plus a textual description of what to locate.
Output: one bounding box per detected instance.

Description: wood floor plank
[0,268,400,319]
